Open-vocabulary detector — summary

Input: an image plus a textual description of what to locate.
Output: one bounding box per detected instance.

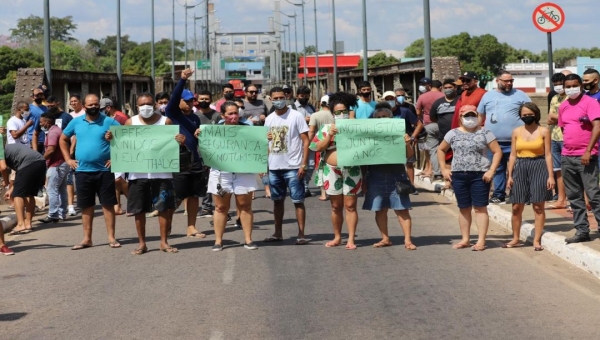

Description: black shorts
[75,171,117,208]
[12,160,46,198]
[172,162,208,200]
[127,179,177,214]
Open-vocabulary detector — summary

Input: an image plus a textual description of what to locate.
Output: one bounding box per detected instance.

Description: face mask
[40,126,49,132]
[272,100,287,110]
[335,114,348,120]
[298,98,309,106]
[396,96,405,105]
[224,93,234,100]
[21,111,30,119]
[521,116,536,125]
[34,98,43,105]
[462,116,478,129]
[443,89,455,96]
[418,85,427,93]
[198,101,210,109]
[238,108,245,116]
[554,85,564,94]
[584,81,597,91]
[386,100,396,108]
[159,104,167,113]
[224,115,238,124]
[360,92,371,98]
[565,87,581,99]
[86,107,100,116]
[138,105,154,118]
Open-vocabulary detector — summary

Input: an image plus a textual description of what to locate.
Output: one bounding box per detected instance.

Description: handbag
[395,177,415,195]
[179,145,193,172]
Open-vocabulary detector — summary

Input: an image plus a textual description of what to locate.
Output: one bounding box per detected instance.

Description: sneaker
[199,209,213,218]
[235,218,242,228]
[67,205,77,216]
[411,189,419,195]
[565,234,591,244]
[211,244,223,252]
[304,190,313,197]
[0,245,14,256]
[244,242,258,250]
[226,215,234,225]
[489,197,506,204]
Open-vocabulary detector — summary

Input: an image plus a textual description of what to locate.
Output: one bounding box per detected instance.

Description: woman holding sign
[437,105,503,251]
[194,101,258,251]
[310,92,364,250]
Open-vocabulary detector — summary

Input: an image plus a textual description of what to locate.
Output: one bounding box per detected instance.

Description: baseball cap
[382,91,396,99]
[99,98,113,109]
[320,95,329,105]
[459,71,478,80]
[459,105,478,115]
[181,89,194,101]
[419,77,432,85]
[454,79,464,86]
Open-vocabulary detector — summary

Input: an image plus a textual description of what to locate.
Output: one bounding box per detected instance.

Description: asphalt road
[2,188,600,340]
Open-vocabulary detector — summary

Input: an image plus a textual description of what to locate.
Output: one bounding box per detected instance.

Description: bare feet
[452,242,471,249]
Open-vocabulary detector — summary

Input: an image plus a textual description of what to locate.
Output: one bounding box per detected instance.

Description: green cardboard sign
[335,118,406,166]
[199,125,268,173]
[0,135,4,159]
[110,125,180,173]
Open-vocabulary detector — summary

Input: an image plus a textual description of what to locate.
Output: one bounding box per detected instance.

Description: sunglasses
[246,91,257,94]
[333,109,349,115]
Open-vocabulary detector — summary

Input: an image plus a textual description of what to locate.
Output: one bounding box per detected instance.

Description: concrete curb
[414,174,600,279]
[1,195,47,233]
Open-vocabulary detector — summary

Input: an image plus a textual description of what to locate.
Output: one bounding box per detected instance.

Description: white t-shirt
[6,116,28,145]
[127,115,173,180]
[70,109,86,119]
[264,108,308,170]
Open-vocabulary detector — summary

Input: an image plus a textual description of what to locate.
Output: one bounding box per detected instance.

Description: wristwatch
[300,165,307,169]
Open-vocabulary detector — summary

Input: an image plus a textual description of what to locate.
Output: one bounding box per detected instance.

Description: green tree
[357,52,399,69]
[50,41,96,71]
[0,46,43,83]
[303,45,316,55]
[10,15,77,43]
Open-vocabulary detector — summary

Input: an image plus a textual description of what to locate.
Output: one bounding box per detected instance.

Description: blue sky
[0,0,594,54]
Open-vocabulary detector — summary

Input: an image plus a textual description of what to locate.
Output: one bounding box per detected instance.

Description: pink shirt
[558,95,600,156]
[416,91,444,125]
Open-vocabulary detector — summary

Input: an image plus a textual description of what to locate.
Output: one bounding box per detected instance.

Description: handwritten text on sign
[110,125,180,173]
[335,119,406,166]
[199,125,268,173]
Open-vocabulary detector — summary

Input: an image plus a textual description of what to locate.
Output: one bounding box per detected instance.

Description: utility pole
[313,0,319,97]
[117,0,123,109]
[171,0,175,79]
[361,0,368,81]
[332,0,338,92]
[43,0,52,92]
[423,0,432,78]
[151,0,155,93]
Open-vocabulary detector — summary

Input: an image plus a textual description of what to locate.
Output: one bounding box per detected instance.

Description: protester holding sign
[310,92,363,250]
[437,105,502,251]
[195,101,258,251]
[362,105,417,250]
[107,93,186,255]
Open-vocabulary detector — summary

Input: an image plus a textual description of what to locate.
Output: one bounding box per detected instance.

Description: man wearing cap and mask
[416,77,444,180]
[451,71,487,129]
[28,88,48,154]
[100,98,128,125]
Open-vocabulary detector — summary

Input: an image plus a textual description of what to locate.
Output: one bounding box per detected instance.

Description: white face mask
[462,116,479,129]
[554,85,564,94]
[238,108,245,116]
[386,100,396,108]
[158,104,167,113]
[419,85,427,93]
[21,111,30,119]
[334,114,348,120]
[565,87,581,99]
[138,105,154,118]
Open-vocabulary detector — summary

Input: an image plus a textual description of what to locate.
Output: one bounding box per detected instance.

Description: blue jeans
[451,171,491,209]
[551,140,563,171]
[269,169,305,203]
[47,162,70,219]
[489,142,511,200]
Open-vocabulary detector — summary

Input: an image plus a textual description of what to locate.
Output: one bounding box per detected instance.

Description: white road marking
[222,250,235,284]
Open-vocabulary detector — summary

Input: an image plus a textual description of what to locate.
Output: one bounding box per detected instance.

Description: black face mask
[198,101,210,109]
[86,107,100,116]
[521,116,536,125]
[361,92,371,98]
[224,93,234,100]
[34,98,43,105]
[584,81,597,91]
[298,98,309,106]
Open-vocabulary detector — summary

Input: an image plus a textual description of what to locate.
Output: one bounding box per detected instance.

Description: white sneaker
[67,205,77,216]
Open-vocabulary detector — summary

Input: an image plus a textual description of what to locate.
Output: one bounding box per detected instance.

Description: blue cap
[182,89,194,101]
[419,77,432,85]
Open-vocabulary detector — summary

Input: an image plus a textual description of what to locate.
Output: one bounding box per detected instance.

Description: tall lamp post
[117,0,123,109]
[286,0,307,84]
[361,0,368,82]
[313,0,319,97]
[171,0,175,79]
[184,1,202,70]
[43,0,52,92]
[423,0,432,78]
[151,0,155,94]
[332,0,338,92]
[278,10,298,85]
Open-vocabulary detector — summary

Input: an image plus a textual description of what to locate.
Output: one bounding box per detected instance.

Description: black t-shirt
[430,96,459,141]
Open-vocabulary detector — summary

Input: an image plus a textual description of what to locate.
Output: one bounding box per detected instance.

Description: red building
[298,55,361,78]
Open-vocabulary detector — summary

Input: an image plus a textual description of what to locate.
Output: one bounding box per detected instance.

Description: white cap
[382,91,396,99]
[320,95,330,105]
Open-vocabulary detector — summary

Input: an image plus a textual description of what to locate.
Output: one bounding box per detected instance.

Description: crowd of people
[0,66,599,256]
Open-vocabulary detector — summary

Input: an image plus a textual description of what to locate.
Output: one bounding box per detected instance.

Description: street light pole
[278,10,298,85]
[185,1,189,69]
[287,0,307,85]
[423,0,432,78]
[332,0,338,92]
[43,0,52,92]
[117,0,123,110]
[361,0,368,82]
[313,0,319,98]
[287,22,291,84]
[151,0,155,93]
[171,0,175,79]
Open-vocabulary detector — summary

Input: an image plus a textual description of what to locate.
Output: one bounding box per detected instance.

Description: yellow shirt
[550,93,567,141]
[516,133,544,158]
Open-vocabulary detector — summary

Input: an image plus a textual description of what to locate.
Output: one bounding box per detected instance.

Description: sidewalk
[0,195,46,233]
[414,172,600,280]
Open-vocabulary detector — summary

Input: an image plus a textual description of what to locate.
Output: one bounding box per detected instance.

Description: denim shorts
[551,140,563,171]
[268,169,305,203]
[362,170,411,211]
[451,171,490,209]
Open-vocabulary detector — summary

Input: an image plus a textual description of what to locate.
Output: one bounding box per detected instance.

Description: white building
[486,60,576,93]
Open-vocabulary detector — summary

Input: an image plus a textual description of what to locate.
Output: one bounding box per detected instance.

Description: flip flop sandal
[160,247,178,253]
[72,243,93,250]
[131,247,148,255]
[263,236,284,242]
[295,238,309,245]
[373,241,392,248]
[9,229,32,235]
[534,245,544,251]
[501,243,523,248]
[404,243,417,250]
[109,241,121,248]
[471,245,486,251]
[325,241,340,247]
[345,244,357,250]
[452,243,472,249]
[187,232,206,238]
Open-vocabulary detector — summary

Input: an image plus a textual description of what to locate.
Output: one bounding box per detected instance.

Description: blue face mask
[396,96,405,105]
[272,100,287,110]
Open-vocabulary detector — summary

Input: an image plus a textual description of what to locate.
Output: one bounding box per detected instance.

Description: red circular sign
[532,2,565,33]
